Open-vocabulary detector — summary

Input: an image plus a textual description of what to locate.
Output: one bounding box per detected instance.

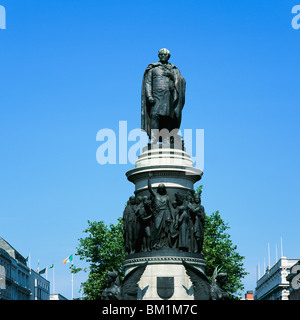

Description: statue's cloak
[141,62,186,137]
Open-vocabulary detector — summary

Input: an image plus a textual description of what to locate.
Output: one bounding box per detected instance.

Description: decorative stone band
[124,255,206,269]
[123,249,206,272]
[126,166,202,194]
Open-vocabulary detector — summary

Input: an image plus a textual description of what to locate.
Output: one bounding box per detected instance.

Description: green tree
[73,187,248,299]
[195,185,248,298]
[71,218,125,300]
[202,211,247,297]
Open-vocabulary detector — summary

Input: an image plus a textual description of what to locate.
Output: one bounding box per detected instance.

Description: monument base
[124,249,206,300]
[121,144,207,300]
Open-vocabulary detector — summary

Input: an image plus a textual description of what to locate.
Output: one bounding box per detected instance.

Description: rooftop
[0,236,27,265]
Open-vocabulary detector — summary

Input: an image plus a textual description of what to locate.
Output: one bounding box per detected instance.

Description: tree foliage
[73,186,248,299]
[195,185,248,298]
[202,211,247,297]
[72,219,125,300]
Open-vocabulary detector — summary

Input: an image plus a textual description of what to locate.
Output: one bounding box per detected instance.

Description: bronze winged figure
[101,262,148,300]
[182,261,229,300]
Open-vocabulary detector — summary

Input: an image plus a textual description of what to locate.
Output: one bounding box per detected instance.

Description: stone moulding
[123,254,206,270]
[126,165,203,191]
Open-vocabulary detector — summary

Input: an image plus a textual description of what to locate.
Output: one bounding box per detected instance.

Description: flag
[39,268,46,275]
[63,254,73,264]
[36,260,40,273]
[49,264,54,269]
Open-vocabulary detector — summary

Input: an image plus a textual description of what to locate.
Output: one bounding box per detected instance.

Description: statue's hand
[147,96,156,105]
[163,71,175,81]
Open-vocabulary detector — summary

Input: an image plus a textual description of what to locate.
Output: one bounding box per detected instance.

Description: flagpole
[268,242,270,269]
[71,255,74,300]
[63,254,74,299]
[53,265,55,294]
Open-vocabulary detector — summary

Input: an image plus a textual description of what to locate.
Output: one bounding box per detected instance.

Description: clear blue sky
[1,0,299,299]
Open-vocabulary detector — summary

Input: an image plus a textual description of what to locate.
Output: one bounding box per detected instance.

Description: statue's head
[175,192,184,206]
[172,200,177,208]
[187,194,193,203]
[157,183,167,195]
[106,271,118,284]
[136,196,143,204]
[194,194,201,204]
[143,196,151,207]
[129,196,135,205]
[158,48,171,63]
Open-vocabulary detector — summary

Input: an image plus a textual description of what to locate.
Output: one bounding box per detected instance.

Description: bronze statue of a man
[141,48,186,143]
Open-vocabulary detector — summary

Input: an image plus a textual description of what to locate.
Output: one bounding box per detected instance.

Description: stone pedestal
[124,249,206,300]
[123,143,205,300]
[126,144,203,200]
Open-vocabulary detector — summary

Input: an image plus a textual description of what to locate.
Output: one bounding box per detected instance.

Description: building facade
[29,270,50,300]
[50,293,68,300]
[0,237,50,300]
[255,257,300,300]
